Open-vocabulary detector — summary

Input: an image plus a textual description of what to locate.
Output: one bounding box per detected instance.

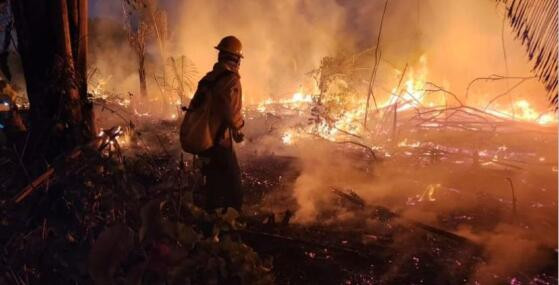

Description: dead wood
[363,0,389,128]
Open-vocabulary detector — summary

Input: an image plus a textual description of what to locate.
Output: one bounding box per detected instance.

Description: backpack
[179,72,229,154]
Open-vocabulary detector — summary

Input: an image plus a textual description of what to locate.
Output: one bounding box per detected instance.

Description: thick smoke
[89,0,552,110]
[173,0,346,105]
[171,0,550,108]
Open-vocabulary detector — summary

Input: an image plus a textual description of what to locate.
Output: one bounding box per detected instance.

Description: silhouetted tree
[10,0,95,161]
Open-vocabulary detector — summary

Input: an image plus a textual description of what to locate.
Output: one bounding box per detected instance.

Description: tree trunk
[10,0,94,162]
[77,0,95,137]
[138,51,147,97]
[137,24,148,98]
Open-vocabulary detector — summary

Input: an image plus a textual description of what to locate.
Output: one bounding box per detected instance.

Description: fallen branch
[484,76,535,110]
[12,126,124,204]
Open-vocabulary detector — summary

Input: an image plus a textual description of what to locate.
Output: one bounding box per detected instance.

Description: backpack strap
[209,70,237,144]
[188,70,234,111]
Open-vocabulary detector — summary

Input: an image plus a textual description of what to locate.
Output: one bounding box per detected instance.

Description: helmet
[215,36,243,58]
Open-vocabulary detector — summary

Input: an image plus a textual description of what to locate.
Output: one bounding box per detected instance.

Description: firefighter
[196,36,245,212]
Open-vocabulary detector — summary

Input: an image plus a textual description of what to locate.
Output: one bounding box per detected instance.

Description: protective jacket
[190,60,244,149]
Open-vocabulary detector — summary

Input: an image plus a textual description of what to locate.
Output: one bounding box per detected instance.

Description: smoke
[88,0,552,113]
[173,0,347,105]
[457,224,555,284]
[281,135,556,283]
[170,0,550,108]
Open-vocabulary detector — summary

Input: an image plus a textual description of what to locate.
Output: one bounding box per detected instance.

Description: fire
[252,54,556,148]
[382,55,431,111]
[282,131,294,145]
[116,131,131,147]
[398,138,421,148]
[418,183,440,202]
[290,92,313,103]
[488,99,557,125]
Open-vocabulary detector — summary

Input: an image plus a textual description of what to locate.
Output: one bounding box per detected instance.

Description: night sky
[89,0,180,20]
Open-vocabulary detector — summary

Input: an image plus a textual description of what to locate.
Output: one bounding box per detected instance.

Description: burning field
[0,0,557,284]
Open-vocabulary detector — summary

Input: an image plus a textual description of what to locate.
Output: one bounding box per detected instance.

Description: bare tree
[122,0,167,100]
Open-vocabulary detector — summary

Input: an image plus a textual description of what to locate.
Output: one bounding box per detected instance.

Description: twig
[506,177,518,219]
[364,0,389,129]
[484,77,535,110]
[311,133,377,160]
[93,101,132,124]
[424,82,464,106]
[12,144,30,182]
[391,64,408,141]
[154,134,171,157]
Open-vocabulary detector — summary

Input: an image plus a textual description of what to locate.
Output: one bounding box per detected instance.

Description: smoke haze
[89,0,550,109]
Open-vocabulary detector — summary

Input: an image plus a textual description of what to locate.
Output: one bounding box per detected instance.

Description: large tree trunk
[10,0,95,162]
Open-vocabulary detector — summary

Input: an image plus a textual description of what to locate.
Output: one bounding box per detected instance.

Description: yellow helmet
[215,36,243,58]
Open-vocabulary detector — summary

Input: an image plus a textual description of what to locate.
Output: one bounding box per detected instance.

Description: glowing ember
[282,131,294,145]
[116,132,131,147]
[398,138,421,148]
[419,183,441,202]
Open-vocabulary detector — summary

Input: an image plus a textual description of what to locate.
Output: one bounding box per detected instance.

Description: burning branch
[483,76,535,110]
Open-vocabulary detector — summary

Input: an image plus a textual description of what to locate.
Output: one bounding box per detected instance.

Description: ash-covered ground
[91,104,557,284]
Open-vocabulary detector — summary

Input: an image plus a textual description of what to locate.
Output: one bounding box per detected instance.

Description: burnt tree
[123,0,166,101]
[10,0,95,161]
[123,1,150,98]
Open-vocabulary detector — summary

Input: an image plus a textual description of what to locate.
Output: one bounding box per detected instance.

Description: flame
[282,130,294,145]
[419,183,440,202]
[381,55,434,111]
[488,100,557,125]
[116,132,131,147]
[252,54,555,147]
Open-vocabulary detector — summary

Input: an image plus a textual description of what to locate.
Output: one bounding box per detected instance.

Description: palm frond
[499,0,558,107]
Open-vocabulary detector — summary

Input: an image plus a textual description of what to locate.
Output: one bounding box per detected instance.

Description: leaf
[219,207,239,225]
[88,224,135,285]
[139,199,165,243]
[175,222,200,249]
[214,207,244,232]
[161,221,200,249]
